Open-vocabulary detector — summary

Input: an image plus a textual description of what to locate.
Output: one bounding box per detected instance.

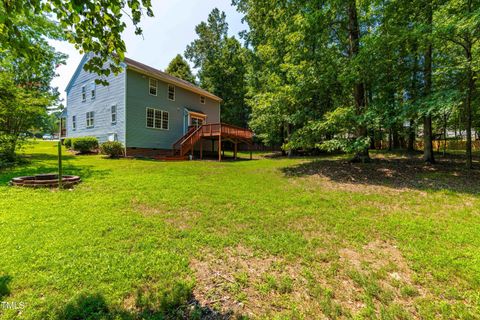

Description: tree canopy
[232,0,479,166]
[185,9,250,127]
[165,54,196,84]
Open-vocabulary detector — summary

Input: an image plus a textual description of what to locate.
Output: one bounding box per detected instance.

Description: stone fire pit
[9,174,81,188]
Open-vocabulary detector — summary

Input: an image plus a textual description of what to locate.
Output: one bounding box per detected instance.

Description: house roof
[123,57,222,103]
[65,54,91,94]
[185,108,205,115]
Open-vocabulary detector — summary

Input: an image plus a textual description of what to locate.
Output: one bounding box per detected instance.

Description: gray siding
[125,69,220,149]
[66,58,126,144]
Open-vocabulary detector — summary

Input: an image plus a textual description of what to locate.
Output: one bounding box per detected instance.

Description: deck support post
[234,140,238,160]
[218,135,222,161]
[200,140,203,160]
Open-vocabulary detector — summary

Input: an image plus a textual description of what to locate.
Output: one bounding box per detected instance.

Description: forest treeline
[182,0,479,168]
[0,0,478,168]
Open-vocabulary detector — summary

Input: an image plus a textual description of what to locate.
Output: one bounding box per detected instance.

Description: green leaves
[165,54,196,84]
[185,9,250,127]
[1,0,154,79]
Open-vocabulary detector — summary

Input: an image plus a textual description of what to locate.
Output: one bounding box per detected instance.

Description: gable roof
[65,54,91,94]
[65,54,222,103]
[123,57,222,103]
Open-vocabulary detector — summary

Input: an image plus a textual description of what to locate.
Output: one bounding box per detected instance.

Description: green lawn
[0,141,479,319]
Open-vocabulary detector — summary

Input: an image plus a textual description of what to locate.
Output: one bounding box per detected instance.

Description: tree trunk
[388,129,393,151]
[348,0,370,163]
[280,124,287,156]
[443,113,448,156]
[408,120,416,152]
[392,127,401,149]
[465,46,474,169]
[408,48,418,153]
[423,115,435,163]
[370,129,376,149]
[423,1,435,164]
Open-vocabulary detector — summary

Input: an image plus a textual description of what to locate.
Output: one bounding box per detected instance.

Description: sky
[49,0,246,104]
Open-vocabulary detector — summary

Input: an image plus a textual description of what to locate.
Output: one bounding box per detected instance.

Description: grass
[0,141,479,319]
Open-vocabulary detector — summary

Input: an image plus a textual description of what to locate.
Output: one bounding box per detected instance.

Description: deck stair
[172,123,253,160]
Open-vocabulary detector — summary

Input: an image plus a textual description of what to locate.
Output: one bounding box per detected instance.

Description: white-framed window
[190,117,204,128]
[168,84,175,101]
[146,107,169,130]
[86,111,94,128]
[111,105,117,124]
[72,115,76,130]
[91,82,96,100]
[200,96,206,104]
[162,111,169,130]
[149,78,157,96]
[81,86,86,102]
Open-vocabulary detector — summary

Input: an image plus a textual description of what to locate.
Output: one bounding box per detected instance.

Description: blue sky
[50,0,246,104]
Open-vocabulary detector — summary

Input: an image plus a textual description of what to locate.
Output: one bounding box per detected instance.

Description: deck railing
[173,123,253,156]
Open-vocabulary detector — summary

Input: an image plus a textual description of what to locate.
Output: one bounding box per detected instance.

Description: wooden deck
[173,123,254,161]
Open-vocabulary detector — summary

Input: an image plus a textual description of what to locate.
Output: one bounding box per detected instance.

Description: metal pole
[58,141,63,189]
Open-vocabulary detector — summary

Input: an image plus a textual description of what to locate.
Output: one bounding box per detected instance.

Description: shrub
[100,141,124,158]
[64,138,72,149]
[72,137,99,154]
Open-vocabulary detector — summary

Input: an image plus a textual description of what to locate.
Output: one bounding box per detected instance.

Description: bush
[72,137,99,154]
[100,141,124,158]
[64,138,72,149]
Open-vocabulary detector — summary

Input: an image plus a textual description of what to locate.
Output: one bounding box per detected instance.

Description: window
[146,107,169,130]
[86,111,94,128]
[191,117,203,128]
[154,109,162,128]
[200,96,206,104]
[162,111,169,130]
[168,84,175,101]
[91,82,96,100]
[111,105,117,124]
[72,115,76,130]
[146,108,154,128]
[149,78,157,96]
[81,86,86,102]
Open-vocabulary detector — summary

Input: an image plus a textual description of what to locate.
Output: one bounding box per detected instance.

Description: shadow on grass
[281,154,480,194]
[56,287,239,320]
[0,275,12,299]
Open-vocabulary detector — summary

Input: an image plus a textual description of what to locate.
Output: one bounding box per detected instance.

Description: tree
[435,0,480,168]
[347,0,370,162]
[0,7,65,162]
[166,54,196,84]
[0,72,54,161]
[423,0,436,164]
[185,9,249,127]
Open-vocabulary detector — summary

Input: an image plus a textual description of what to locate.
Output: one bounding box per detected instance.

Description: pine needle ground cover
[0,141,479,319]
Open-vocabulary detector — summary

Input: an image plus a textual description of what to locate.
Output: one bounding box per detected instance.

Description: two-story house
[64,55,250,158]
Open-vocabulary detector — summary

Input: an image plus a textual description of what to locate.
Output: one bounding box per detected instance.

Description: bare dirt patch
[338,240,426,317]
[191,243,429,319]
[191,246,318,318]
